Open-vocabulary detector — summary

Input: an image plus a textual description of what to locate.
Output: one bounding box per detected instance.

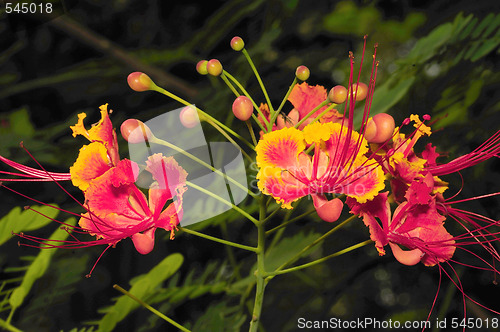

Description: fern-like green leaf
[0,205,58,246]
[96,253,183,332]
[8,217,76,310]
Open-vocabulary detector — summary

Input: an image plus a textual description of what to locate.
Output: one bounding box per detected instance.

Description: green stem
[0,319,22,332]
[151,85,255,150]
[241,49,275,129]
[249,197,268,332]
[265,208,316,235]
[260,205,282,224]
[150,136,258,200]
[179,227,258,252]
[269,77,298,124]
[223,70,270,130]
[245,120,258,146]
[204,116,254,163]
[273,215,358,273]
[220,73,241,96]
[113,284,191,332]
[186,180,259,225]
[294,100,330,129]
[219,220,242,279]
[266,240,372,278]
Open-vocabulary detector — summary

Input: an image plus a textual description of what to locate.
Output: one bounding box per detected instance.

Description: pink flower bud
[230,36,245,51]
[180,106,199,128]
[127,72,153,92]
[328,85,348,104]
[120,119,152,143]
[295,65,310,81]
[196,60,208,75]
[207,59,223,76]
[349,82,368,101]
[232,96,253,121]
[367,113,395,144]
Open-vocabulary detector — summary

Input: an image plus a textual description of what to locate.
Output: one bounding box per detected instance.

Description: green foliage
[96,253,183,332]
[0,108,35,155]
[8,218,76,310]
[191,300,246,332]
[0,205,58,246]
[323,1,426,42]
[1,2,499,331]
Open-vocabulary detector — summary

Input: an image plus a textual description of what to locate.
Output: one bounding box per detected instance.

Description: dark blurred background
[1,0,500,331]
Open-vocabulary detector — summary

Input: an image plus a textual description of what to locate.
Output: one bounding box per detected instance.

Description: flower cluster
[1,34,499,329]
[1,104,188,271]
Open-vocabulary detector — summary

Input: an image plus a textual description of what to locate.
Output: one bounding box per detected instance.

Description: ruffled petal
[145,154,188,217]
[288,82,329,120]
[70,142,111,191]
[412,224,456,266]
[70,104,119,165]
[324,123,369,167]
[256,127,305,170]
[85,159,144,219]
[156,202,181,231]
[257,166,310,209]
[331,156,385,203]
[347,192,390,255]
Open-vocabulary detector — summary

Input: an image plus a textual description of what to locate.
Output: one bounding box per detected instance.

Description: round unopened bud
[328,85,348,104]
[295,65,310,81]
[180,106,199,128]
[230,36,245,51]
[121,119,152,143]
[350,82,368,101]
[232,96,253,121]
[127,72,153,92]
[207,59,223,76]
[363,118,377,141]
[196,60,209,75]
[368,113,395,144]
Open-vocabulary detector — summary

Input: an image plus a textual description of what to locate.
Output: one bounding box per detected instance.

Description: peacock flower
[348,180,456,267]
[2,103,189,273]
[78,153,187,255]
[256,121,385,222]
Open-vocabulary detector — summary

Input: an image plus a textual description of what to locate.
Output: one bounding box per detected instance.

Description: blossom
[79,153,187,255]
[2,104,188,261]
[256,121,385,221]
[348,180,456,266]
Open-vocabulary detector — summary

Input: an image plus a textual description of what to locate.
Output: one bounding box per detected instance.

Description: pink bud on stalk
[365,113,395,143]
[328,85,348,104]
[232,96,253,121]
[207,59,223,76]
[127,72,154,92]
[180,106,199,128]
[196,60,209,75]
[230,36,245,51]
[295,65,310,81]
[350,82,368,101]
[120,119,153,143]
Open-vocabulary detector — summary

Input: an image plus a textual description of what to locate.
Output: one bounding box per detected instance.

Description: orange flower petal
[256,127,305,170]
[288,82,329,120]
[70,142,111,191]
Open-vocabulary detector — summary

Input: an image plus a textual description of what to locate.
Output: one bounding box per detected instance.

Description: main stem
[249,197,267,332]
